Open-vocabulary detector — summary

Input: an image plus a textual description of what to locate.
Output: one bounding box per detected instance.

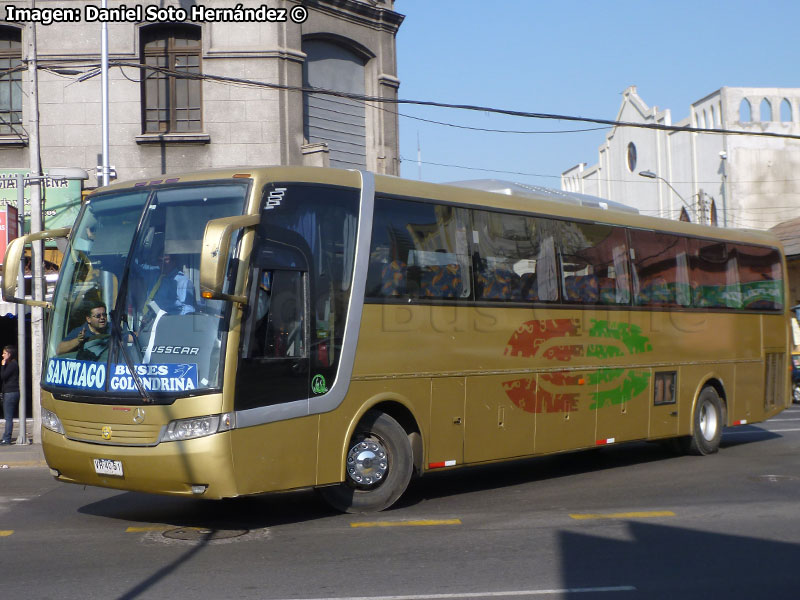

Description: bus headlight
[160,413,235,442]
[42,407,65,435]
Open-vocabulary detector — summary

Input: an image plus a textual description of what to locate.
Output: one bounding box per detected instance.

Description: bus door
[237,258,310,410]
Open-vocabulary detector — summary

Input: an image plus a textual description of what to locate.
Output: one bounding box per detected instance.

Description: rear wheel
[679,386,723,455]
[793,383,800,404]
[318,410,413,514]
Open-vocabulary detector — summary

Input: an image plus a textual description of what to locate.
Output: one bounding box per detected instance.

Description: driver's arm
[57,328,85,354]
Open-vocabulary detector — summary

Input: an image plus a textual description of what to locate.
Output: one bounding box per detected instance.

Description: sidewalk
[0,419,47,468]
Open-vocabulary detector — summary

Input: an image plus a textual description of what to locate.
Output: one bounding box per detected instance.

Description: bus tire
[682,386,723,456]
[319,410,413,514]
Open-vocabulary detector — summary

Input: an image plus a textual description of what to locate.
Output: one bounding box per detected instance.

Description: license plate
[93,458,124,477]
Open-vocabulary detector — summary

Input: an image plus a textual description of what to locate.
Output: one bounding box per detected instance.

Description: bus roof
[90,166,783,250]
[446,179,639,214]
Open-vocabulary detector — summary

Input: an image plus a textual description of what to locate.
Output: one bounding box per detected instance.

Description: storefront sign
[0,169,83,234]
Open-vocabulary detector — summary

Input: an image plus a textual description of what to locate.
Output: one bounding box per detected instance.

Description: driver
[57,300,109,358]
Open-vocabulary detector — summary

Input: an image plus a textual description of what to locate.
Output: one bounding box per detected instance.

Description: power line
[399,156,560,179]
[16,58,800,142]
[398,112,612,135]
[402,156,800,187]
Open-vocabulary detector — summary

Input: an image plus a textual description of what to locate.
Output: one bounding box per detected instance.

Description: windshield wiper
[109,310,154,404]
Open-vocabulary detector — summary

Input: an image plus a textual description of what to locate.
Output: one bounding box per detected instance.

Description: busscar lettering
[151,346,200,355]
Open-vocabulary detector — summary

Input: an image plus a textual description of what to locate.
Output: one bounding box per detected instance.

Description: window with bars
[141,25,202,133]
[0,26,23,136]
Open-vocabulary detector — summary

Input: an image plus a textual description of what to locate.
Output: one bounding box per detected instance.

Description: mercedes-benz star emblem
[133,407,146,424]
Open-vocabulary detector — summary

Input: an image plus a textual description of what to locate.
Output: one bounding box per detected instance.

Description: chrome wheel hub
[699,401,718,441]
[346,439,388,487]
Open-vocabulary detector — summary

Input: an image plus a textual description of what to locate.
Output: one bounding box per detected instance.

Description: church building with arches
[562,86,800,231]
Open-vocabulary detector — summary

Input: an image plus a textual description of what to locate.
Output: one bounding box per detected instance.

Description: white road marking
[724,427,800,434]
[275,587,637,600]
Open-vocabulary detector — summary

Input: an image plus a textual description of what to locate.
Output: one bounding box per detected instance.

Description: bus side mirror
[1,227,71,308]
[200,215,260,304]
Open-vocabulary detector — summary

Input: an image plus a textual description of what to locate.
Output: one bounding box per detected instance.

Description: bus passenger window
[251,270,307,359]
[629,230,688,308]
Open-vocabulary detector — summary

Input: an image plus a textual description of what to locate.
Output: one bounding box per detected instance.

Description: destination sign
[45,358,198,392]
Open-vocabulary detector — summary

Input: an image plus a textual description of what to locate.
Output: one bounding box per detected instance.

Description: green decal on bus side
[311,374,328,395]
[588,320,653,354]
[502,319,652,414]
[588,369,651,410]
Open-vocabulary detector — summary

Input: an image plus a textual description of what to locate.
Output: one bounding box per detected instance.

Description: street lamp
[638,170,695,222]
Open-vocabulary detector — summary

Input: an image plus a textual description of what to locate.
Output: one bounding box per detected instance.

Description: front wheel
[679,386,723,456]
[318,410,413,514]
[793,383,800,404]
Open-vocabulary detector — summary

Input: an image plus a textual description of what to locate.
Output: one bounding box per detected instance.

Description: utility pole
[12,187,27,445]
[26,12,45,444]
[100,0,110,186]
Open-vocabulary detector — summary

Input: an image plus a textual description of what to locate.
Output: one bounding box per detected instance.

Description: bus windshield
[43,181,248,402]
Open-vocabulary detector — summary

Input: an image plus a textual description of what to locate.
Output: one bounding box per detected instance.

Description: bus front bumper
[42,428,239,499]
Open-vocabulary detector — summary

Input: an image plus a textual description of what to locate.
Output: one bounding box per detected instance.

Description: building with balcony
[0,0,404,187]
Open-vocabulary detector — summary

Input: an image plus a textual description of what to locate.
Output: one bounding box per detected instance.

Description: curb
[0,419,47,468]
[0,444,47,468]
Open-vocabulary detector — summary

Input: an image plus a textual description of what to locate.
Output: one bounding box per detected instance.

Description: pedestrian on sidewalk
[1,345,20,445]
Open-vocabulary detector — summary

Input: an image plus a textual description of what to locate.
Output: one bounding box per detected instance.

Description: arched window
[760,98,772,122]
[0,25,23,135]
[780,98,792,122]
[302,38,367,170]
[626,142,637,172]
[140,24,202,133]
[710,105,716,128]
[739,98,752,123]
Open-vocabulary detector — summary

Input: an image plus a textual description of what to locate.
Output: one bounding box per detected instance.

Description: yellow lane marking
[570,511,675,520]
[0,530,13,536]
[126,525,170,532]
[351,519,462,528]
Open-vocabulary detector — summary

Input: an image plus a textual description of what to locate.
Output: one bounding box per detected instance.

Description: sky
[393,0,800,190]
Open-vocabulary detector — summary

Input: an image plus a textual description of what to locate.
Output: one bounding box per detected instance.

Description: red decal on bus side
[505,319,581,358]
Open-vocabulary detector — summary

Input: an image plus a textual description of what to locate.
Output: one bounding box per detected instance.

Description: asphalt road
[2,406,800,600]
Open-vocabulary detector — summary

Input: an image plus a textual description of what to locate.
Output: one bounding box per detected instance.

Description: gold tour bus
[1,167,791,513]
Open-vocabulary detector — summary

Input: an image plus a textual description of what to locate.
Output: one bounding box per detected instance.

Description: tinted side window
[250,270,306,359]
[472,210,558,302]
[630,231,690,307]
[254,183,359,387]
[687,239,740,309]
[558,222,630,306]
[733,243,784,311]
[367,198,471,300]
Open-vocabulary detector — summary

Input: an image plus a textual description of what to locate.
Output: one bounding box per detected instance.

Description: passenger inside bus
[56,300,110,361]
[135,251,196,320]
